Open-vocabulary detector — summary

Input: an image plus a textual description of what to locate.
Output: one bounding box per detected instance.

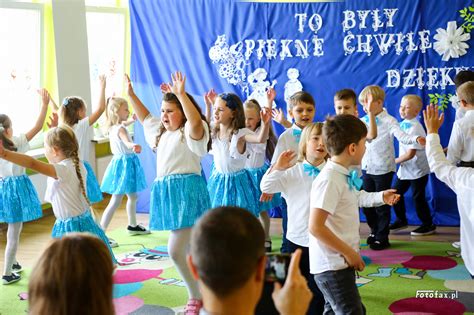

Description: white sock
[168,228,201,299]
[100,194,124,231]
[259,211,271,241]
[3,222,22,276]
[126,193,138,227]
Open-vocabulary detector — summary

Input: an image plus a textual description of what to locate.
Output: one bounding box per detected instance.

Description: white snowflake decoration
[433,21,470,61]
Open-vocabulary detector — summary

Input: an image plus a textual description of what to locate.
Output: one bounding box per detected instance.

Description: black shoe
[389,220,408,231]
[411,225,436,236]
[370,240,391,250]
[2,273,21,285]
[265,240,272,253]
[127,224,151,235]
[366,234,376,245]
[12,262,22,273]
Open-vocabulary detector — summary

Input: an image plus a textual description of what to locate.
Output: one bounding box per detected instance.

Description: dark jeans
[281,198,290,253]
[393,175,432,226]
[287,241,325,315]
[314,268,366,315]
[362,171,394,242]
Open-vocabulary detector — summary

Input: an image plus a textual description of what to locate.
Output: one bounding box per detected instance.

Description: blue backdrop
[129,0,474,226]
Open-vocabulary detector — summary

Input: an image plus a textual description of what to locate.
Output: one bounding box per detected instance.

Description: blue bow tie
[303,163,320,177]
[292,129,302,143]
[347,169,363,191]
[361,115,379,126]
[400,120,412,131]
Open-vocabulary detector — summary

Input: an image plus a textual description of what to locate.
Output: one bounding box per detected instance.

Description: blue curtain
[130,0,474,226]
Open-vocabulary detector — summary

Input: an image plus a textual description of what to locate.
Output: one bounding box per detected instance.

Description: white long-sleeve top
[271,124,301,165]
[447,110,474,164]
[426,134,474,275]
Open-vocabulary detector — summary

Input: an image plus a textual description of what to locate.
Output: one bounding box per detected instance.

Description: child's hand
[272,249,312,315]
[423,104,444,134]
[124,74,134,96]
[266,87,276,105]
[131,113,137,121]
[382,189,400,205]
[272,108,288,125]
[132,144,142,154]
[204,89,217,106]
[160,83,172,94]
[98,74,107,89]
[366,93,375,113]
[416,136,426,146]
[260,192,274,202]
[170,71,186,96]
[37,88,50,106]
[344,250,365,271]
[47,112,58,128]
[260,107,272,125]
[275,150,296,171]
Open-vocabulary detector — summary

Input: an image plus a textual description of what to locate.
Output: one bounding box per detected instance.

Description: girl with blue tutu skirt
[100,97,148,241]
[0,89,50,285]
[52,75,107,204]
[243,92,281,252]
[208,92,272,216]
[126,72,211,312]
[0,125,117,265]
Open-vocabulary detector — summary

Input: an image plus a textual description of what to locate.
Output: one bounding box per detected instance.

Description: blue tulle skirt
[0,174,42,223]
[83,161,103,203]
[52,210,117,263]
[247,165,282,212]
[149,173,210,231]
[207,169,260,216]
[100,154,147,195]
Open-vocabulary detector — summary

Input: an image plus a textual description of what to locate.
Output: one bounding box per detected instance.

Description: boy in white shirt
[359,85,424,250]
[390,95,434,236]
[423,105,474,278]
[309,114,400,314]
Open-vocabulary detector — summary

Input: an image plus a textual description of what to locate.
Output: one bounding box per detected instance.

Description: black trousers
[392,175,432,226]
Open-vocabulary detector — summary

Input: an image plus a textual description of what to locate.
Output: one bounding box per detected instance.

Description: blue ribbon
[361,115,379,125]
[303,163,320,177]
[400,120,412,131]
[347,169,363,191]
[292,128,302,143]
[62,97,69,106]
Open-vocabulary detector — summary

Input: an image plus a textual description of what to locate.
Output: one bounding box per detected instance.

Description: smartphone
[265,253,291,284]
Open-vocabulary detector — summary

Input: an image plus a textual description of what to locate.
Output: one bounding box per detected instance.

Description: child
[272,91,316,253]
[54,75,107,205]
[244,91,280,252]
[207,92,271,216]
[423,105,474,278]
[0,125,116,263]
[452,70,474,121]
[0,89,50,285]
[28,233,114,315]
[359,85,424,250]
[100,96,148,241]
[390,95,434,235]
[309,114,400,314]
[126,72,210,313]
[447,81,474,167]
[261,122,327,315]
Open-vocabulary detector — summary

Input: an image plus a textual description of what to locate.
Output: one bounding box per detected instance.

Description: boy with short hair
[309,114,400,314]
[390,95,435,235]
[358,85,424,250]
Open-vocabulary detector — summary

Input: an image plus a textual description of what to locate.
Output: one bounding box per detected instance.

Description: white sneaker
[108,238,119,248]
[452,241,461,249]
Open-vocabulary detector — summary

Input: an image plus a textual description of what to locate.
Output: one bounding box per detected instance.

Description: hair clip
[62,98,69,106]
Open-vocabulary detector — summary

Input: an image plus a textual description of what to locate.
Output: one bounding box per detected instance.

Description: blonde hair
[457,81,474,105]
[297,122,325,162]
[104,97,128,133]
[358,85,385,104]
[45,125,90,206]
[401,94,423,110]
[28,233,114,315]
[59,96,86,126]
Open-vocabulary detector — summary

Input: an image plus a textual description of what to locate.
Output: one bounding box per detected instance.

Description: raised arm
[245,107,271,143]
[204,88,217,123]
[88,75,107,126]
[365,93,378,140]
[169,71,204,140]
[124,74,151,123]
[26,89,50,141]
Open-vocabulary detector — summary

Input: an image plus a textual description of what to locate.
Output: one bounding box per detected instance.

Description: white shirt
[426,134,474,275]
[211,128,252,174]
[143,115,209,178]
[73,117,92,162]
[309,160,384,274]
[261,161,326,247]
[271,124,301,164]
[0,134,29,177]
[447,110,474,164]
[245,126,267,169]
[45,159,90,220]
[361,109,418,175]
[108,124,133,155]
[397,118,430,180]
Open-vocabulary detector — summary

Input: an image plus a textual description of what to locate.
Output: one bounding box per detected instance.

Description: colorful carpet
[1,231,473,314]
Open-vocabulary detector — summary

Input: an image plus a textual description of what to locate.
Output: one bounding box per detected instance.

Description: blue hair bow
[292,128,302,143]
[303,163,320,177]
[347,169,363,191]
[62,97,69,106]
[400,120,412,131]
[219,93,239,110]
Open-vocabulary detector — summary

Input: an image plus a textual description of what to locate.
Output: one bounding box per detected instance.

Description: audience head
[399,94,423,120]
[288,91,315,128]
[59,96,87,126]
[0,114,16,151]
[457,81,474,109]
[297,122,327,163]
[334,89,357,116]
[358,85,385,115]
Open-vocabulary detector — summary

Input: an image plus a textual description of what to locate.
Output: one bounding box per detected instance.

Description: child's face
[118,104,130,122]
[399,99,420,120]
[289,102,315,128]
[352,137,367,165]
[161,101,184,131]
[213,98,234,125]
[305,130,327,162]
[245,108,260,131]
[334,99,357,116]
